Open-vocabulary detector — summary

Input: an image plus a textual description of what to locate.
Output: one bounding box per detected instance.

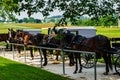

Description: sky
[16,9,63,20]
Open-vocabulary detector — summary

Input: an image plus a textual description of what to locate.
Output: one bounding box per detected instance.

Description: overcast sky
[16,9,63,20]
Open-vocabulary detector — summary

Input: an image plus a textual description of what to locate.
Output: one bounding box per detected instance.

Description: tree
[0,0,120,26]
[23,17,28,23]
[28,17,35,23]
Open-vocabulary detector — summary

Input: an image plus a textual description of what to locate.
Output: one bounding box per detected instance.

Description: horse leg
[30,47,34,60]
[55,50,60,61]
[68,52,74,66]
[10,44,12,51]
[73,54,78,74]
[49,50,53,59]
[16,46,21,57]
[42,49,47,66]
[6,43,9,49]
[103,54,109,75]
[78,53,82,73]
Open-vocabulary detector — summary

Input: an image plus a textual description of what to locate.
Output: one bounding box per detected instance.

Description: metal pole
[39,49,43,68]
[12,44,15,60]
[24,45,27,63]
[3,47,5,56]
[94,53,97,80]
[61,48,65,75]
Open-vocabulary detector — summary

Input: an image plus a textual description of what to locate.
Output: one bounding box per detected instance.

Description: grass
[0,23,120,37]
[0,56,72,80]
[96,27,120,38]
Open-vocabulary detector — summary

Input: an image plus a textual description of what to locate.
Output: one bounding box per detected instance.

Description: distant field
[0,23,71,34]
[0,23,120,38]
[96,27,120,38]
[0,23,56,33]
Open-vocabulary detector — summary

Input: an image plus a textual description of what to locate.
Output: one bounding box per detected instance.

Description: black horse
[60,30,113,75]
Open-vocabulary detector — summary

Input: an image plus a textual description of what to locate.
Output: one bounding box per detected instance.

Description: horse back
[0,33,9,42]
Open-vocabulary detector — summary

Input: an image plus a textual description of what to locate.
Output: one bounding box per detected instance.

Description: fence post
[24,45,27,63]
[61,48,65,75]
[12,44,15,60]
[39,49,43,68]
[94,53,97,80]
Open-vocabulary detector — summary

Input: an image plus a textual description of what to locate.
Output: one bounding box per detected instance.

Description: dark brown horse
[0,33,9,49]
[0,34,9,42]
[14,30,35,59]
[8,28,17,50]
[61,30,113,75]
[23,32,62,66]
[15,30,50,65]
[0,28,16,49]
[42,33,75,66]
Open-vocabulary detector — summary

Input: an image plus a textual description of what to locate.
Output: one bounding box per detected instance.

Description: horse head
[14,30,29,44]
[8,28,16,43]
[59,29,75,48]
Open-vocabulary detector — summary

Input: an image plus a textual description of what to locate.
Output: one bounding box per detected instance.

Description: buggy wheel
[115,56,120,75]
[82,54,97,68]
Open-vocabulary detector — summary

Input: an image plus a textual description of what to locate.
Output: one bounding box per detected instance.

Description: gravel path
[0,50,120,80]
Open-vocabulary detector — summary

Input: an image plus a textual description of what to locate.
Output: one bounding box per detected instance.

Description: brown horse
[0,34,9,42]
[14,30,35,59]
[0,28,16,50]
[23,32,62,66]
[0,33,9,49]
[15,30,50,65]
[61,30,113,75]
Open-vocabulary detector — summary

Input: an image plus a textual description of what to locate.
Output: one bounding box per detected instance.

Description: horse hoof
[103,72,108,75]
[69,63,74,66]
[78,70,82,73]
[43,63,47,66]
[73,71,77,74]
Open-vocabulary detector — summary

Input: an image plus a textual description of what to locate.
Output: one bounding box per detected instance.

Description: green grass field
[0,56,72,80]
[0,23,120,38]
[96,27,120,38]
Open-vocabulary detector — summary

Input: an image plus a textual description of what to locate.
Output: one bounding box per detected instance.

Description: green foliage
[0,0,120,25]
[74,15,118,27]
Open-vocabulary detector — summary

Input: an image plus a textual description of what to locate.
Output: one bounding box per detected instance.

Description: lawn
[96,27,120,38]
[0,56,72,80]
[0,23,120,38]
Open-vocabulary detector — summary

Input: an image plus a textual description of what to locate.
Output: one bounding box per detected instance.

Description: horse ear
[8,28,10,31]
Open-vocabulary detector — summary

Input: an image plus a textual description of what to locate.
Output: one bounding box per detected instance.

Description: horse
[0,34,9,42]
[22,31,52,65]
[23,31,63,66]
[60,30,113,75]
[14,30,36,59]
[0,33,9,49]
[41,34,61,61]
[41,33,75,66]
[15,30,52,65]
[7,28,17,51]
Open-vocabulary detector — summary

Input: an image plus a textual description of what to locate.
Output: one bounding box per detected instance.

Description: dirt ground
[0,50,120,80]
